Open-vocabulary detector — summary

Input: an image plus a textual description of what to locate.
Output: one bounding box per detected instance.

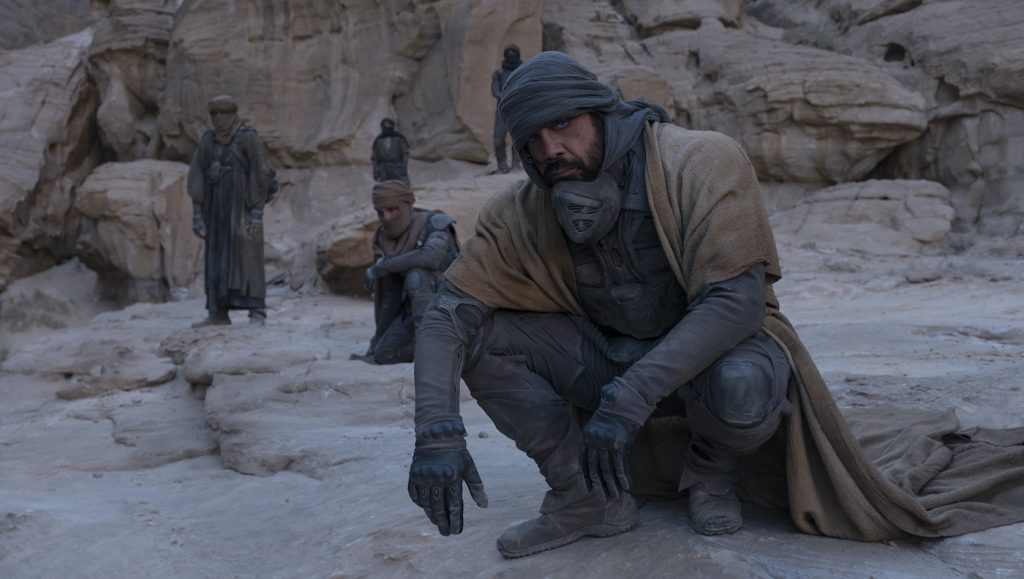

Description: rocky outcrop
[836,0,1024,234]
[158,0,542,167]
[619,0,744,36]
[88,0,178,161]
[74,160,202,302]
[770,179,954,255]
[2,336,176,400]
[0,30,101,291]
[0,0,102,50]
[0,259,99,334]
[742,0,1024,233]
[635,22,928,184]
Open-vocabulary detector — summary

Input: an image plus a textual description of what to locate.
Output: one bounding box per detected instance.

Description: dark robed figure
[405,52,1024,559]
[188,95,277,326]
[491,44,522,173]
[372,118,411,186]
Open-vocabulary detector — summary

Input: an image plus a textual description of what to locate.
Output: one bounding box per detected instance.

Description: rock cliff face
[0,29,101,292]
[0,0,1022,300]
[158,0,542,167]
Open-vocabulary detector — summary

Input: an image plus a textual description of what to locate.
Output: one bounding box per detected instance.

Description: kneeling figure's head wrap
[372,180,416,239]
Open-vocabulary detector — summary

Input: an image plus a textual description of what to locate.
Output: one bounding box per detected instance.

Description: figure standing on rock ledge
[406,52,1024,559]
[371,118,411,186]
[356,180,459,365]
[491,43,523,174]
[188,95,278,327]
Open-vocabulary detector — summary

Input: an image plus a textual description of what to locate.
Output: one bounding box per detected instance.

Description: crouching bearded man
[407,50,1024,562]
[406,51,791,557]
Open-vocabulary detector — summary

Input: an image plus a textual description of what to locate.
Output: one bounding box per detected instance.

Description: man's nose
[536,128,566,160]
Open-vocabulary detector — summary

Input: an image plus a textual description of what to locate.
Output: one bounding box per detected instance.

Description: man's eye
[553,119,569,129]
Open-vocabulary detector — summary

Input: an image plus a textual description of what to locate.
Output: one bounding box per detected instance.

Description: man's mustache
[543,157,587,181]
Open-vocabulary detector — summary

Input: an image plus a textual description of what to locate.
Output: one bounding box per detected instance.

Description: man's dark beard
[543,157,600,182]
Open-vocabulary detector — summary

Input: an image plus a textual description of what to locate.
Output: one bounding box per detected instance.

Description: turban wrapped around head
[497,51,668,191]
[207,95,241,145]
[372,179,415,211]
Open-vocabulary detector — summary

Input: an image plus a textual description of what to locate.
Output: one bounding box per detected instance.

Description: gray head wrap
[497,51,668,192]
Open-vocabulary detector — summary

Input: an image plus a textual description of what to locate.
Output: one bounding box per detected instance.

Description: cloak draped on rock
[446,122,1024,540]
[187,126,275,311]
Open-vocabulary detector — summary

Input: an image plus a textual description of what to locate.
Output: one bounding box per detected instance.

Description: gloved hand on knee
[580,382,641,500]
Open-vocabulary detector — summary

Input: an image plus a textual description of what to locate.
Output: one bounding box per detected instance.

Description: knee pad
[707,360,776,428]
[403,268,434,294]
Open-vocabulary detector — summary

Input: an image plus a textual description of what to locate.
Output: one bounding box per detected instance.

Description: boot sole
[689,518,742,536]
[496,522,637,559]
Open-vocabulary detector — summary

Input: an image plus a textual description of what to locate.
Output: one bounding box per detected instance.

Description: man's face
[209,104,237,129]
[525,113,604,184]
[377,205,402,222]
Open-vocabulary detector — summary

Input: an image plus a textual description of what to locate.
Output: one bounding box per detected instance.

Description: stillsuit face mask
[551,172,622,245]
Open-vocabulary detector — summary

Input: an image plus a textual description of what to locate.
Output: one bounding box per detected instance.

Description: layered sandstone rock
[89,0,178,161]
[74,160,202,302]
[0,30,101,291]
[635,22,928,184]
[619,0,744,36]
[0,0,101,50]
[158,0,541,167]
[836,0,1024,234]
[770,179,955,255]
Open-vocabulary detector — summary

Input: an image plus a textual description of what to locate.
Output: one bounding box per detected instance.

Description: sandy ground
[1,234,1023,578]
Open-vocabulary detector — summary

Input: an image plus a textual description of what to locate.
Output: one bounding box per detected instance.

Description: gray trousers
[373,268,441,365]
[462,311,791,505]
[492,108,519,170]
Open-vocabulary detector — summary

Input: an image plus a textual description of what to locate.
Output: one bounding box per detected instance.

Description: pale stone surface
[88,0,178,161]
[745,0,1024,233]
[770,179,955,255]
[2,239,1023,577]
[635,23,928,184]
[0,29,101,290]
[0,0,101,50]
[1,333,176,400]
[158,0,541,166]
[619,0,744,36]
[74,160,202,301]
[837,0,1024,234]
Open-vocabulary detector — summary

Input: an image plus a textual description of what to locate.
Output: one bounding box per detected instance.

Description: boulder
[74,160,202,302]
[0,259,102,358]
[636,22,928,184]
[619,0,744,36]
[770,179,955,255]
[158,0,541,167]
[88,0,178,161]
[0,30,102,290]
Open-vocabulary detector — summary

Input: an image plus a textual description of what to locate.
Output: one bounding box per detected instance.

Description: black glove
[580,383,641,500]
[192,212,207,239]
[408,423,488,536]
[247,208,263,234]
[364,257,390,293]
